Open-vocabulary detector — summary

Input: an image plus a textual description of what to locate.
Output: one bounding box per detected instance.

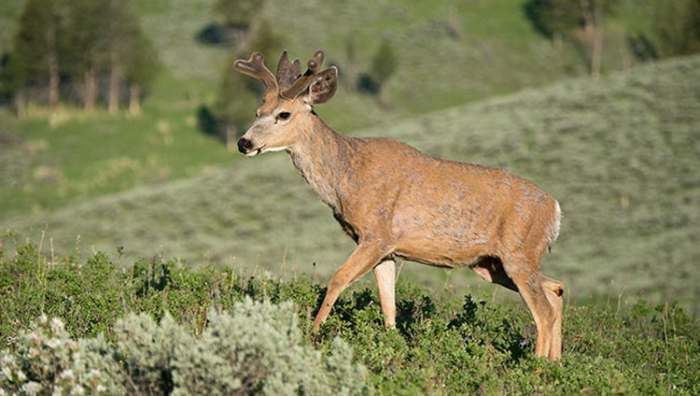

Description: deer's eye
[277,111,291,120]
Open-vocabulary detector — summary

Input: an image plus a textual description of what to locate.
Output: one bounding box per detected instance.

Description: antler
[276,51,302,91]
[233,52,278,100]
[235,50,334,101]
[280,50,326,99]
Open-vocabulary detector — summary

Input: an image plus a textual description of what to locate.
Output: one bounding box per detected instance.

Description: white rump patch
[549,200,562,245]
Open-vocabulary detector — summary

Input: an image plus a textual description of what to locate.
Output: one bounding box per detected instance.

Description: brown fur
[235,50,565,360]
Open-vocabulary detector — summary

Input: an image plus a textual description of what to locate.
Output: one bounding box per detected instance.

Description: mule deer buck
[233,50,565,360]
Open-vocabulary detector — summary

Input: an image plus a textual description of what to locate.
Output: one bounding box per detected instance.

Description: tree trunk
[46,26,60,110]
[108,53,121,114]
[83,67,97,112]
[128,83,141,116]
[590,2,604,79]
[580,0,603,79]
[14,90,26,118]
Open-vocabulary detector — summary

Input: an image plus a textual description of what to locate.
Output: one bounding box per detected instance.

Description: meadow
[1,0,699,393]
[0,0,659,218]
[4,55,699,316]
[1,247,698,394]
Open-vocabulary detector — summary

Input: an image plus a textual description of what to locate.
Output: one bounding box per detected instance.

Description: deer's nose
[237,138,253,154]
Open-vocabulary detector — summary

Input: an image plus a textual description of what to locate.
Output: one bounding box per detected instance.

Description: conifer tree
[12,0,71,110]
[654,0,700,57]
[215,19,281,142]
[66,0,111,111]
[524,0,619,78]
[214,0,261,29]
[124,32,160,116]
[370,39,398,96]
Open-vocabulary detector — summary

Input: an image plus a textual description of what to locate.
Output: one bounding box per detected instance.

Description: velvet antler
[235,50,336,101]
[280,50,326,99]
[276,51,302,91]
[233,52,278,101]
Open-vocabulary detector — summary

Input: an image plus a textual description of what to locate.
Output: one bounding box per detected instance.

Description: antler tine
[307,50,324,74]
[280,50,326,99]
[276,51,302,91]
[233,52,278,96]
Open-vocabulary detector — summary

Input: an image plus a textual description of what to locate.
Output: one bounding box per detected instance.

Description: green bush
[1,299,369,395]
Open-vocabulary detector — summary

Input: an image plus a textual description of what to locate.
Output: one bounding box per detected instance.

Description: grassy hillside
[0,0,661,218]
[1,248,698,394]
[3,55,699,314]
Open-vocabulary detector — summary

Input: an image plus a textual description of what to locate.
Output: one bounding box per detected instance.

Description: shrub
[173,299,369,395]
[0,314,124,395]
[0,299,370,395]
[1,248,699,394]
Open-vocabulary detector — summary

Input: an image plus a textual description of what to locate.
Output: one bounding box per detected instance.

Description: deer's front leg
[313,242,388,332]
[374,259,396,328]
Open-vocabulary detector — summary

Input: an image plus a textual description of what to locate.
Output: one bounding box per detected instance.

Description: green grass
[3,55,699,315]
[1,247,699,394]
[0,73,234,217]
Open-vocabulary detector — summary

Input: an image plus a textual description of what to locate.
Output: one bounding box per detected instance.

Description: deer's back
[341,137,560,267]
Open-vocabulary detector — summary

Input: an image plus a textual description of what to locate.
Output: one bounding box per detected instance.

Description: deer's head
[233,50,338,156]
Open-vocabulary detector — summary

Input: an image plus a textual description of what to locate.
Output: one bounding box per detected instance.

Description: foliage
[10,0,70,85]
[0,248,698,394]
[0,0,670,219]
[0,299,369,395]
[5,0,158,110]
[214,0,262,28]
[124,29,161,93]
[523,0,620,39]
[522,0,620,76]
[365,39,398,95]
[214,19,283,136]
[653,0,700,57]
[0,314,125,395]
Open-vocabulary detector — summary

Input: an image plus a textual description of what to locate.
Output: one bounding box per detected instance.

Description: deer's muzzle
[237,138,254,155]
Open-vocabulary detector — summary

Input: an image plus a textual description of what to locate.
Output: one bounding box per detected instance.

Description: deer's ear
[305,66,338,105]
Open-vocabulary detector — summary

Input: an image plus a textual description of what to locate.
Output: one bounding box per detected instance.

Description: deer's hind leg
[472,257,558,359]
[540,274,564,360]
[502,256,563,360]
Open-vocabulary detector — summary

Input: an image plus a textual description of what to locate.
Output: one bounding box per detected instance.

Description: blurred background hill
[1,0,699,314]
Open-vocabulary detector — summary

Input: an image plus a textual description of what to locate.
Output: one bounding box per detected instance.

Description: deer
[233,50,565,360]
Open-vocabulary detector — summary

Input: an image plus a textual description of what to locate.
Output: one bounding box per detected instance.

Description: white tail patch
[548,200,562,247]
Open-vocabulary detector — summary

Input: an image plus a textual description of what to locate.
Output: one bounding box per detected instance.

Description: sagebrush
[0,298,369,395]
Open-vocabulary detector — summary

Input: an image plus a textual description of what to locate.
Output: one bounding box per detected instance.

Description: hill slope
[0,0,659,218]
[3,56,700,313]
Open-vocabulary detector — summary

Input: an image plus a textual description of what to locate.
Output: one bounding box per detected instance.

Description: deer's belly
[393,234,492,268]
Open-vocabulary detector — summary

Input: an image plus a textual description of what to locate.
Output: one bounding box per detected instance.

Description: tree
[214,19,281,145]
[215,62,258,148]
[654,0,700,57]
[65,0,111,111]
[105,0,132,114]
[11,0,71,110]
[0,53,26,116]
[6,0,158,115]
[214,0,261,29]
[370,39,398,95]
[124,32,160,116]
[523,0,619,78]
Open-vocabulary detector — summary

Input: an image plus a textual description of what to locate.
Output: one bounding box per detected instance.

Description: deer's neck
[288,115,355,211]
